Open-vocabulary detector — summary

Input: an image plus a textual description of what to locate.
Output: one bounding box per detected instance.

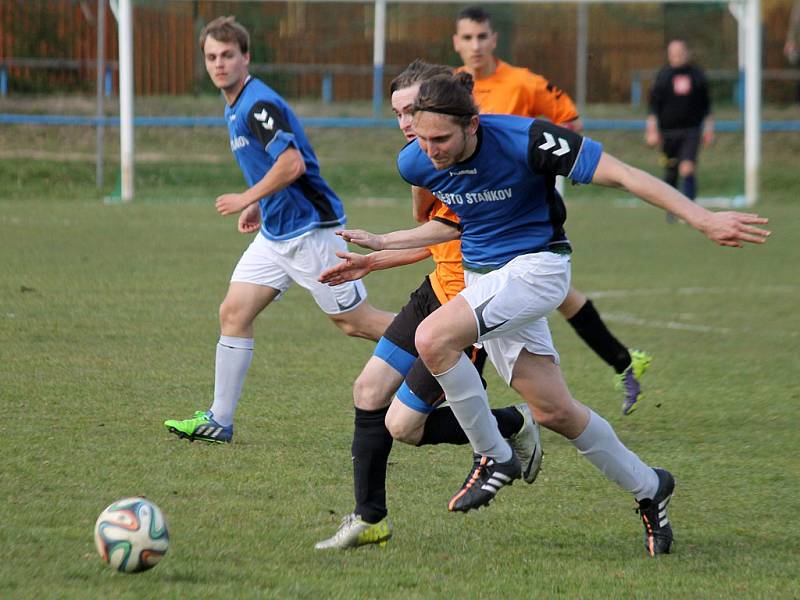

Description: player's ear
[467,114,480,135]
[452,34,459,51]
[243,52,251,67]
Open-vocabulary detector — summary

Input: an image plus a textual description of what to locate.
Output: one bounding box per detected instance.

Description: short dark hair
[456,6,493,30]
[412,72,477,128]
[199,16,250,54]
[390,60,453,95]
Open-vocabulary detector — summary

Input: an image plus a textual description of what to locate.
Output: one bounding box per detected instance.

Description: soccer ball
[94,497,169,573]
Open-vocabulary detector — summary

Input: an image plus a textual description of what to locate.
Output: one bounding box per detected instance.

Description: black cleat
[637,468,675,556]
[448,453,521,512]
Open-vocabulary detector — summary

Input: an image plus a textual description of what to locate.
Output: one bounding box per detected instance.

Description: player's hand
[215,193,250,216]
[698,211,770,248]
[318,252,372,285]
[336,229,384,250]
[238,204,261,233]
[645,129,660,148]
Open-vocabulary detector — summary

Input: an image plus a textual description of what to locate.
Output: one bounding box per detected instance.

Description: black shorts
[382,276,442,357]
[661,127,702,165]
[381,276,488,410]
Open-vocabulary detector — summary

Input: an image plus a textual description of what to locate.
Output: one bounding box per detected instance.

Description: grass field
[1,101,798,599]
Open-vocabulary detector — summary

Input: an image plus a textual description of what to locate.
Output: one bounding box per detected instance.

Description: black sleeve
[527,120,585,177]
[696,68,711,118]
[649,68,668,116]
[246,101,293,149]
[433,216,462,232]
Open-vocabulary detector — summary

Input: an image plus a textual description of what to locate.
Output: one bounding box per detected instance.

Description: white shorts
[230,228,367,315]
[461,252,571,384]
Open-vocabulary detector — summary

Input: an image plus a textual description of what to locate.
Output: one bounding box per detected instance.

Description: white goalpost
[114,0,761,205]
[111,0,135,202]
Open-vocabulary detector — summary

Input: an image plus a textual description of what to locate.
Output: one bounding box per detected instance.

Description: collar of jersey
[228,75,254,109]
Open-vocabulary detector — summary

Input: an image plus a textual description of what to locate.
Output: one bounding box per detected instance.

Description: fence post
[372,0,386,119]
[631,71,641,107]
[322,72,333,104]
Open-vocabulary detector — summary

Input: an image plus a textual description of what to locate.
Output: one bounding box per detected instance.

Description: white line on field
[600,312,732,334]
[589,285,798,299]
[584,287,797,338]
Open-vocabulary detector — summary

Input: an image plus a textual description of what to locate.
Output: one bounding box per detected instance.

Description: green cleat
[164,410,233,443]
[314,514,392,550]
[614,349,653,415]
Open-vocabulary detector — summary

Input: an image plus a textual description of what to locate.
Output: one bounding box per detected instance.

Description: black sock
[665,165,678,189]
[567,299,631,374]
[352,406,392,523]
[417,405,523,446]
[682,174,697,200]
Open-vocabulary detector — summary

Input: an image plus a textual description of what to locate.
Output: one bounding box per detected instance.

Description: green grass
[1,110,798,599]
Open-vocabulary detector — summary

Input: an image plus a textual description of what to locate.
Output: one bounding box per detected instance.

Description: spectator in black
[646,39,714,220]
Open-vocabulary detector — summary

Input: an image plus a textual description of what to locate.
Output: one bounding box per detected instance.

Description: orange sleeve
[524,71,579,125]
[426,201,465,303]
[429,200,460,226]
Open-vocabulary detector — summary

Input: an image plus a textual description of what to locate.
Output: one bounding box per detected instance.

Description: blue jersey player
[164,16,394,444]
[339,72,770,556]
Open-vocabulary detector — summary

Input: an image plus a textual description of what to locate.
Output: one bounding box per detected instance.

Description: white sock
[209,336,254,427]
[433,353,512,462]
[570,410,659,501]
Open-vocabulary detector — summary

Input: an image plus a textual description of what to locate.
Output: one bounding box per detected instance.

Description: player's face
[412,111,476,170]
[391,84,421,142]
[453,19,497,73]
[203,36,250,92]
[667,41,689,68]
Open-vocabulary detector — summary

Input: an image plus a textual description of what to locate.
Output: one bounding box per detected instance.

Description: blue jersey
[225,76,346,241]
[397,114,602,269]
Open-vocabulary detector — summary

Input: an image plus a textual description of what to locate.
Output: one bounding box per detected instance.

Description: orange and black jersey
[426,201,464,304]
[457,59,579,125]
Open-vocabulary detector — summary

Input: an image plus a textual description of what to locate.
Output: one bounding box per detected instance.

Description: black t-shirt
[649,64,711,130]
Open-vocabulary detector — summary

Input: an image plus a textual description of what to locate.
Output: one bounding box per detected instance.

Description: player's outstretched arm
[319,248,432,285]
[591,152,770,248]
[337,219,459,251]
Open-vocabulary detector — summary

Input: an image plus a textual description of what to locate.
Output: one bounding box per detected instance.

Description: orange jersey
[426,200,465,304]
[458,59,579,125]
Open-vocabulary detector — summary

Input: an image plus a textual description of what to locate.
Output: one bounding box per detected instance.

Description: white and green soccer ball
[94,497,169,573]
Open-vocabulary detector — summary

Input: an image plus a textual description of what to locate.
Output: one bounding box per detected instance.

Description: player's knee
[384,413,419,444]
[678,161,695,177]
[219,299,246,330]
[329,313,364,338]
[352,370,386,410]
[414,322,441,365]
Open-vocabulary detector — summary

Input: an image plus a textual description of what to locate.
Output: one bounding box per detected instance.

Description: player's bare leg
[328,301,394,342]
[416,297,521,511]
[164,282,278,443]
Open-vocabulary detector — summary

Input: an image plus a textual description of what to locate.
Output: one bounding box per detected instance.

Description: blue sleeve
[396,143,420,186]
[245,100,297,160]
[568,137,603,184]
[265,130,295,161]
